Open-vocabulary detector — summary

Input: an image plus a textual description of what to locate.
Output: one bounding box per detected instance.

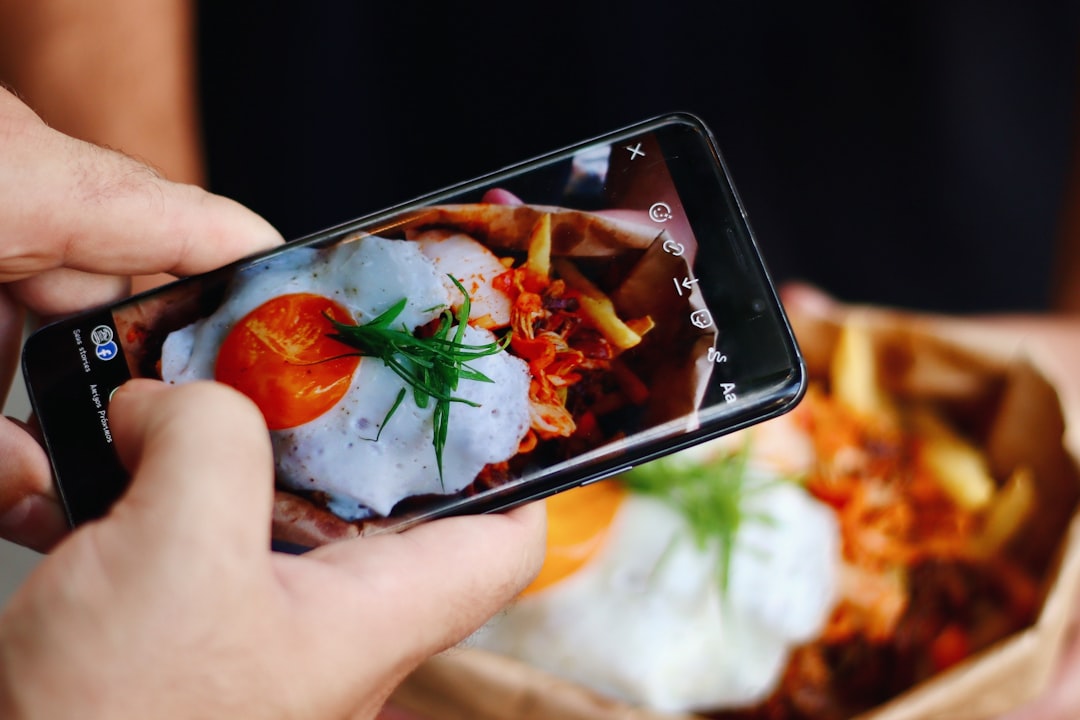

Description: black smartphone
[22,113,805,547]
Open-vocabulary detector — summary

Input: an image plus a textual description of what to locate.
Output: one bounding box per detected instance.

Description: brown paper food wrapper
[389,304,1080,720]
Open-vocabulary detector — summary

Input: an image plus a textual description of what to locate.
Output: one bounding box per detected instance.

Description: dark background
[197,1,1080,314]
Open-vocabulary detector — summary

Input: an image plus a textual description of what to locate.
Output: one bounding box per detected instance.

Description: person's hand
[781,283,1080,720]
[0,85,282,551]
[0,379,545,719]
[995,619,1080,720]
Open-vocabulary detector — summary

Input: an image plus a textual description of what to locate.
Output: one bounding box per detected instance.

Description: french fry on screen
[625,315,656,337]
[552,258,650,352]
[525,213,552,278]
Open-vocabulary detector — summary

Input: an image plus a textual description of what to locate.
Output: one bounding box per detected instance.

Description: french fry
[625,316,656,337]
[525,213,552,278]
[971,466,1036,558]
[912,407,996,511]
[552,258,647,352]
[830,316,895,422]
[831,317,995,511]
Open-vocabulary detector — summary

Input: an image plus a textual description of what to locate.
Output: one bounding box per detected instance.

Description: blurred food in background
[468,316,1060,720]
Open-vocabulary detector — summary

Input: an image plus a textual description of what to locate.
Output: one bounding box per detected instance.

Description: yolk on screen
[215,293,361,430]
[521,479,626,596]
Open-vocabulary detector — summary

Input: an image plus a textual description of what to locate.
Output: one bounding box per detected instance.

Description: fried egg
[161,235,531,517]
[471,425,840,713]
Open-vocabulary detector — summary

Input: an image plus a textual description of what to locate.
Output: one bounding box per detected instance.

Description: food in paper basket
[469,317,1050,719]
[123,202,707,545]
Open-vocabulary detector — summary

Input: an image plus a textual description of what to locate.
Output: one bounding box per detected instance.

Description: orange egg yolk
[215,293,361,430]
[521,479,626,596]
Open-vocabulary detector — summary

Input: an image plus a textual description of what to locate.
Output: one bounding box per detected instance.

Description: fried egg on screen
[472,433,840,713]
[160,235,531,517]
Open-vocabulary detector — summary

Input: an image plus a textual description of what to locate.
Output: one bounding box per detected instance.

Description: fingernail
[110,378,168,403]
[0,494,69,553]
[0,496,33,532]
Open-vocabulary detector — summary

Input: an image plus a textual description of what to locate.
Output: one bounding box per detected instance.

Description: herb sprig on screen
[620,443,774,592]
[326,276,509,480]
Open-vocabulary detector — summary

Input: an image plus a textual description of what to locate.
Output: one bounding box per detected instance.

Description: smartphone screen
[23,114,805,546]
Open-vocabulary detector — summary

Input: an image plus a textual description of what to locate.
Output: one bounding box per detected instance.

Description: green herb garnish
[620,443,774,592]
[326,276,509,481]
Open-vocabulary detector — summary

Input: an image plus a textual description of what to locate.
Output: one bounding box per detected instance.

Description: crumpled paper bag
[390,303,1080,720]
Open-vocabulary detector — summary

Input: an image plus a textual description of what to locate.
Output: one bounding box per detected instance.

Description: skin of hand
[0,380,545,719]
[0,85,546,718]
[782,284,1080,720]
[0,84,282,551]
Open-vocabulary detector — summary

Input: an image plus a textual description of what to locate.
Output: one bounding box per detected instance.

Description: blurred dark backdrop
[197,1,1080,314]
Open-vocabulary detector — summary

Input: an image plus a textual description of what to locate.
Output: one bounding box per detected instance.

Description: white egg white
[161,236,453,382]
[471,469,840,713]
[161,235,531,517]
[277,323,530,517]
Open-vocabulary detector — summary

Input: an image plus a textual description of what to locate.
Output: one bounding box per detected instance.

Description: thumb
[0,416,67,552]
[106,380,275,555]
[297,502,547,672]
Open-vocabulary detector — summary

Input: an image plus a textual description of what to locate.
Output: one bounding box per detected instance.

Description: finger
[289,502,546,668]
[0,416,68,552]
[996,627,1080,719]
[106,379,275,556]
[376,704,427,720]
[0,88,281,294]
[778,281,839,318]
[130,272,178,295]
[481,188,523,205]
[0,287,68,551]
[11,267,130,320]
[0,286,24,406]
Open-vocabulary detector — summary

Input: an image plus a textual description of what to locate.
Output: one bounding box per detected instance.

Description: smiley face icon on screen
[690,309,713,330]
[649,202,673,223]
